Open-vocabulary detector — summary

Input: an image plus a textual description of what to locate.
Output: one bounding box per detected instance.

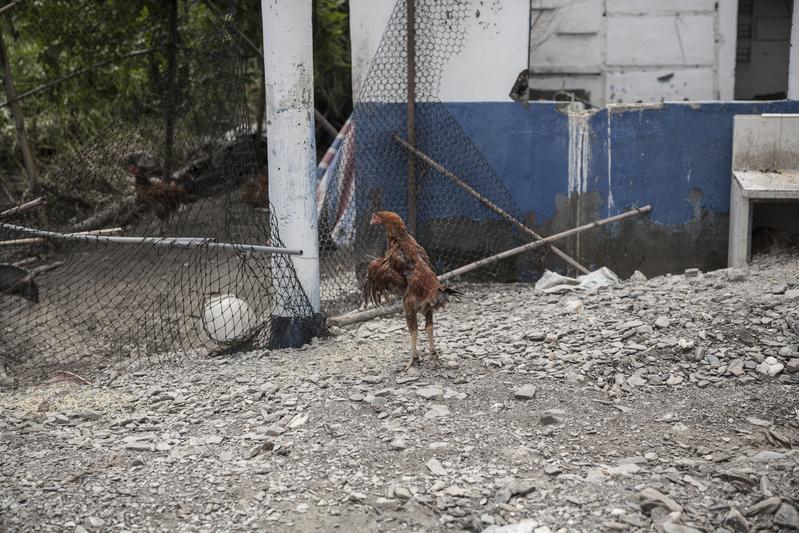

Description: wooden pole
[438,205,650,280]
[327,205,652,327]
[0,197,44,218]
[164,0,179,180]
[0,176,13,202]
[0,2,18,17]
[26,260,65,277]
[405,0,417,237]
[392,134,591,274]
[0,227,123,247]
[0,24,38,189]
[254,64,267,170]
[1,222,305,254]
[314,105,342,139]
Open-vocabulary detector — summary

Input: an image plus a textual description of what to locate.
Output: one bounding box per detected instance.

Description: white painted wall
[349,0,395,100]
[349,0,798,105]
[349,0,529,103]
[530,0,735,105]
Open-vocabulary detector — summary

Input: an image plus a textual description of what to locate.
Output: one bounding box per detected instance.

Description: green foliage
[0,0,352,199]
[1,0,175,193]
[313,0,352,128]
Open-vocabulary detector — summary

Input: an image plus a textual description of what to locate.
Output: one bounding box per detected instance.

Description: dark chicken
[0,264,38,303]
[363,211,459,371]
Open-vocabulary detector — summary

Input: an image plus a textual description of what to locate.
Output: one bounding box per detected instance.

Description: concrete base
[268,313,326,349]
[728,115,799,267]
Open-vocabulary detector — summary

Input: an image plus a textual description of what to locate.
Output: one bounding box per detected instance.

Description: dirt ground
[1,251,798,533]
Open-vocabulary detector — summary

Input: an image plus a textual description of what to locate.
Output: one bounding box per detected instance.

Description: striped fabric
[316,116,352,213]
[316,116,356,246]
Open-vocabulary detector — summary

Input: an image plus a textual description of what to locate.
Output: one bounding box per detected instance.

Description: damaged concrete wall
[441,100,799,278]
[348,1,799,280]
[349,0,529,102]
[529,0,738,105]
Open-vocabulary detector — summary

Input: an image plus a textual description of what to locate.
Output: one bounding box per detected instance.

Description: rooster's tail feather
[430,285,462,309]
[443,287,463,299]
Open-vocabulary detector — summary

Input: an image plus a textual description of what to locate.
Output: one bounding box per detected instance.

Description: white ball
[202,294,256,343]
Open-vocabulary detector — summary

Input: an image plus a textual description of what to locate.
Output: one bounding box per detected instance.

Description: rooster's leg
[424,307,440,367]
[406,330,418,372]
[157,215,168,236]
[404,300,420,372]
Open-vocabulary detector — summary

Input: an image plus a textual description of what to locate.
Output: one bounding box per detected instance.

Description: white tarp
[535,267,620,294]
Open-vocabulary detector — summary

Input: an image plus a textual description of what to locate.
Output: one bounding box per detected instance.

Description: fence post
[789,0,799,100]
[406,0,417,236]
[164,0,178,178]
[0,23,39,190]
[261,0,322,321]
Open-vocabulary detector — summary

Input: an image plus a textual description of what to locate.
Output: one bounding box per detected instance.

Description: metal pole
[205,242,303,256]
[0,222,304,255]
[406,0,417,237]
[261,0,321,312]
[0,24,38,189]
[789,0,799,100]
[393,134,591,274]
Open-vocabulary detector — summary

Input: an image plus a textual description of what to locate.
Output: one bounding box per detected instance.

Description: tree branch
[0,49,158,109]
[200,0,339,138]
[0,2,18,17]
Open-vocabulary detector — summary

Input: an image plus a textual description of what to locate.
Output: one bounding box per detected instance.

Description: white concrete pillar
[717,0,738,101]
[261,0,321,313]
[790,0,799,100]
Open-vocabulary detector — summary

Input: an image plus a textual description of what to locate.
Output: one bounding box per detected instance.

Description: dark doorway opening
[751,201,799,256]
[735,0,794,100]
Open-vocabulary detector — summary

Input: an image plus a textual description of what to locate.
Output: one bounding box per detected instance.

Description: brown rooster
[240,174,268,208]
[125,155,190,233]
[363,211,459,371]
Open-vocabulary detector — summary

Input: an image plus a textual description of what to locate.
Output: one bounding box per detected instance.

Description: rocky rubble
[1,251,798,532]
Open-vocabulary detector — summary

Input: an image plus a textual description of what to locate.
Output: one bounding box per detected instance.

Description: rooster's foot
[404,353,421,372]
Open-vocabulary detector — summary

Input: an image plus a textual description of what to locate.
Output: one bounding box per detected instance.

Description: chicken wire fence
[317,0,546,316]
[0,11,319,385]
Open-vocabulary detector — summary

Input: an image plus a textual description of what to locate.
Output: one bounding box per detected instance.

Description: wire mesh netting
[317,0,545,316]
[0,13,318,385]
[1,0,553,384]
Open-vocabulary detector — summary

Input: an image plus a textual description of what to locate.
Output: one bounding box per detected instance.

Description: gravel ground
[2,251,799,533]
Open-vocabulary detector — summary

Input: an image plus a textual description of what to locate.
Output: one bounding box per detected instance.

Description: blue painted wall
[345,99,799,276]
[444,100,799,226]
